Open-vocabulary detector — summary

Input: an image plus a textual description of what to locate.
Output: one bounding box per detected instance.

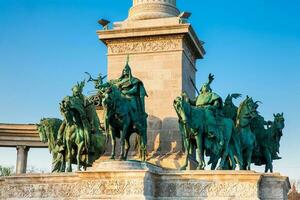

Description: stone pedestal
[97,0,205,168]
[95,108,195,169]
[16,145,29,174]
[0,161,291,200]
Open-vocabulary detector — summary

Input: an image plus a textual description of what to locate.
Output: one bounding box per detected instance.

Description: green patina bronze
[37,81,106,172]
[236,96,258,170]
[174,92,239,170]
[37,118,65,172]
[251,112,285,172]
[37,57,284,172]
[174,74,285,171]
[87,57,148,161]
[85,72,107,107]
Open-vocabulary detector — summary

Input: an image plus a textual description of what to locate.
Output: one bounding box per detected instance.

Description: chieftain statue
[194,74,224,147]
[38,58,284,173]
[174,74,241,170]
[89,57,148,161]
[223,93,242,121]
[174,73,285,172]
[251,112,285,172]
[37,81,106,172]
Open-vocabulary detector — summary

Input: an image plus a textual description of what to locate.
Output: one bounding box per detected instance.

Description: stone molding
[133,0,176,6]
[98,24,205,59]
[0,124,47,148]
[107,35,197,69]
[128,1,179,20]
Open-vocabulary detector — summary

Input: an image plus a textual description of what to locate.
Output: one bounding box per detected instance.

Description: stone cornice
[97,24,205,59]
[0,124,47,148]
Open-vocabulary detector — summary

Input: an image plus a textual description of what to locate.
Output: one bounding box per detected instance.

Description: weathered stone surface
[0,162,290,200]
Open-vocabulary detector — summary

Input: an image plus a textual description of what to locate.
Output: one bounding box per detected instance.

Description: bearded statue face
[72,86,81,97]
[201,84,211,94]
[122,65,131,78]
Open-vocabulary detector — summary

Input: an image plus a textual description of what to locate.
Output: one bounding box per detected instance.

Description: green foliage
[0,166,13,177]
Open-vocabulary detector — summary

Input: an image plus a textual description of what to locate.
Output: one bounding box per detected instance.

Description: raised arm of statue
[208,73,215,85]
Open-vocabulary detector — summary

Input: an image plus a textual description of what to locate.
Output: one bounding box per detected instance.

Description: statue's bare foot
[180,165,187,170]
[110,155,115,160]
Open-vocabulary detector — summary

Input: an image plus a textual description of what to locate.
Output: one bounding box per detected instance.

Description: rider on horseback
[194,74,224,146]
[111,57,148,125]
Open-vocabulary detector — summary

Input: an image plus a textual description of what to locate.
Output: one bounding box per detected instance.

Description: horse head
[101,83,123,112]
[37,118,63,153]
[224,93,242,106]
[60,96,76,125]
[224,94,233,106]
[173,96,184,121]
[102,85,114,110]
[237,96,258,128]
[37,118,49,143]
[173,94,191,123]
[273,113,285,131]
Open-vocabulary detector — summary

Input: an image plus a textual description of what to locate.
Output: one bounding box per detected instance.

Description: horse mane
[39,118,62,152]
[237,98,247,120]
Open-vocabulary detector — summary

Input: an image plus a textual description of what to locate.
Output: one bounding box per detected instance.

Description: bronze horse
[173,95,237,170]
[101,84,147,161]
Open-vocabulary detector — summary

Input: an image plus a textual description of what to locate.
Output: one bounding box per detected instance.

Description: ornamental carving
[156,181,258,198]
[107,36,182,55]
[0,179,145,199]
[0,175,288,199]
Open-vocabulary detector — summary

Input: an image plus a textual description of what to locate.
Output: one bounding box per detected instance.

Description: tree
[0,166,13,176]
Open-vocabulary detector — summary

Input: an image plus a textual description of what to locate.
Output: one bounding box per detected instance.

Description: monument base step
[0,161,290,200]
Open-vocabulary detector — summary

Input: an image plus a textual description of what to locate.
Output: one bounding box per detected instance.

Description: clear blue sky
[0,0,299,178]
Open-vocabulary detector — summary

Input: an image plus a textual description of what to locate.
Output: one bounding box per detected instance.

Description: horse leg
[195,135,205,170]
[66,139,72,172]
[180,137,190,170]
[61,152,66,172]
[246,147,253,170]
[233,134,243,169]
[241,149,248,170]
[140,129,147,162]
[228,150,237,170]
[263,149,272,173]
[124,135,131,160]
[77,143,84,171]
[218,142,230,170]
[120,125,129,161]
[235,147,243,170]
[110,128,116,160]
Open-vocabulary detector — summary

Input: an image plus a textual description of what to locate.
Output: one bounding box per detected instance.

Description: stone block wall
[0,162,290,200]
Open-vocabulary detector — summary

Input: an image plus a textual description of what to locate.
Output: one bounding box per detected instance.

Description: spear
[190,78,200,95]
